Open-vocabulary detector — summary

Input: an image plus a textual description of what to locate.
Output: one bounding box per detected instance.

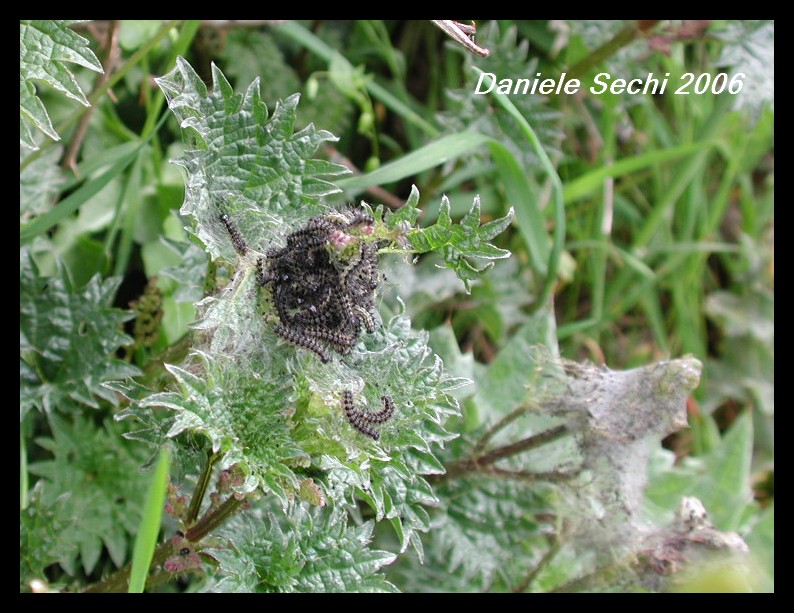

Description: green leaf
[407,193,513,292]
[26,415,151,575]
[336,132,491,191]
[562,142,714,204]
[471,310,559,420]
[129,448,170,593]
[20,145,64,219]
[488,140,550,275]
[154,57,350,261]
[20,481,80,584]
[207,504,397,592]
[19,20,103,149]
[116,348,309,504]
[394,477,551,591]
[156,236,209,304]
[455,255,537,346]
[20,248,140,419]
[336,314,465,552]
[703,289,774,419]
[428,325,475,401]
[19,144,140,242]
[646,412,754,532]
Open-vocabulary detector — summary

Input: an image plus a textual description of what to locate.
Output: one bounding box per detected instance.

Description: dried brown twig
[61,20,122,175]
[432,20,490,57]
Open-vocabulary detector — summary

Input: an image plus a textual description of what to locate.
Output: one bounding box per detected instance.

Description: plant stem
[436,424,569,482]
[512,536,561,593]
[471,403,534,458]
[566,21,661,81]
[61,21,122,174]
[185,495,246,542]
[187,452,219,524]
[484,467,577,482]
[20,430,29,511]
[83,541,173,593]
[83,494,245,592]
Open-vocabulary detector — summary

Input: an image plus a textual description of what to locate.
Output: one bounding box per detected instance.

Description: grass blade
[477,68,566,308]
[128,447,170,593]
[277,21,439,137]
[563,141,714,204]
[487,140,549,275]
[337,132,490,190]
[19,147,140,242]
[20,429,28,511]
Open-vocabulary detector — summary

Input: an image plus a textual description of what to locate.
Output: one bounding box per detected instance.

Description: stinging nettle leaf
[20,248,140,419]
[206,504,397,593]
[407,194,513,292]
[19,20,103,149]
[20,481,81,581]
[155,57,351,261]
[25,415,151,576]
[20,144,65,218]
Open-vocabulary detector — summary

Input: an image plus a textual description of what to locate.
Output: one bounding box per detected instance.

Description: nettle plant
[101,57,516,591]
[21,34,755,592]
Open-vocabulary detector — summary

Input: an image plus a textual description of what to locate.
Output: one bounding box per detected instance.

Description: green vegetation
[20,20,773,593]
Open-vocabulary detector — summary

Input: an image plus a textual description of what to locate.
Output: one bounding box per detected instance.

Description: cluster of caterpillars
[220,209,395,440]
[256,211,379,363]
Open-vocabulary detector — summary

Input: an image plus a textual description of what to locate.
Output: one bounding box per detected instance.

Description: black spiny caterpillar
[219,213,249,256]
[342,390,396,440]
